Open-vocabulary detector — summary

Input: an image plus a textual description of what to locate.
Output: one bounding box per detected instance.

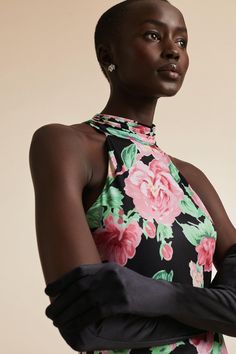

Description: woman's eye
[144,32,161,41]
[177,38,187,48]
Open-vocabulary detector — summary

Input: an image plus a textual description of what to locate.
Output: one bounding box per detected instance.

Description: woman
[30,0,236,353]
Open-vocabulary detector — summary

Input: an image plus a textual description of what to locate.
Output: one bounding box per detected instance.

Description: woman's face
[110,0,189,98]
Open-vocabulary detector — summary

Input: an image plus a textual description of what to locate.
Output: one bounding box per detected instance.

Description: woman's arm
[29,124,102,285]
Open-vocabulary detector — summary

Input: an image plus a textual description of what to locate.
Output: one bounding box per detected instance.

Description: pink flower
[124,160,184,225]
[93,215,142,266]
[196,237,216,272]
[189,186,212,220]
[189,261,204,287]
[130,125,156,145]
[145,220,156,238]
[132,125,152,135]
[190,332,214,354]
[132,140,170,166]
[160,242,173,261]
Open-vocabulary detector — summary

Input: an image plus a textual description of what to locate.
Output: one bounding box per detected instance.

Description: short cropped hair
[94,0,169,79]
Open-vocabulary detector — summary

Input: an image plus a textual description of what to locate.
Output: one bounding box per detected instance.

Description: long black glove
[45,263,204,351]
[46,244,236,336]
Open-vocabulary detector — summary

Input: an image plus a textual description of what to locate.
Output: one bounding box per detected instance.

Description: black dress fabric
[81,113,227,353]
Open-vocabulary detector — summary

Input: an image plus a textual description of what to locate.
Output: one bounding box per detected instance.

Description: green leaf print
[169,160,181,183]
[156,224,173,243]
[183,185,208,218]
[121,144,137,169]
[151,341,185,354]
[152,269,174,282]
[105,186,124,209]
[122,210,140,224]
[106,127,149,145]
[198,217,217,239]
[180,223,203,246]
[86,205,103,229]
[180,195,205,218]
[184,185,193,197]
[180,217,217,247]
[211,341,222,354]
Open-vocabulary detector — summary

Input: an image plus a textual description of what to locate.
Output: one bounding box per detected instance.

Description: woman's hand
[45,262,172,329]
[46,244,236,337]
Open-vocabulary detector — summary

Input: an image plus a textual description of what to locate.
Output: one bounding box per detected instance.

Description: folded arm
[45,244,236,351]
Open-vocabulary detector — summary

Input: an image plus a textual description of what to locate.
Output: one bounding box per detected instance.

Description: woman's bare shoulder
[30,122,91,149]
[29,123,94,189]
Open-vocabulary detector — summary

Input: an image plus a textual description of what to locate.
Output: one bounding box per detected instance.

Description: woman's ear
[97,44,115,74]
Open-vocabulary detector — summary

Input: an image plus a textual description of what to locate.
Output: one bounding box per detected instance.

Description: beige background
[1,0,236,353]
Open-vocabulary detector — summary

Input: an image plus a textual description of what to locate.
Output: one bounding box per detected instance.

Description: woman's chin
[157,84,182,98]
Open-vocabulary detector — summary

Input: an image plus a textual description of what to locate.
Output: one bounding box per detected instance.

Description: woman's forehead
[122,0,186,31]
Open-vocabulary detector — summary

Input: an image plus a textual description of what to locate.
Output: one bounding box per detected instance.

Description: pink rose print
[160,242,173,261]
[132,125,152,136]
[196,237,216,272]
[124,160,184,225]
[189,186,212,220]
[189,261,204,287]
[190,332,214,354]
[93,215,142,266]
[144,220,156,239]
[132,139,170,166]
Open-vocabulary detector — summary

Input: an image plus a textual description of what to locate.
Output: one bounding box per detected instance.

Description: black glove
[45,263,204,351]
[46,244,236,337]
[46,262,175,325]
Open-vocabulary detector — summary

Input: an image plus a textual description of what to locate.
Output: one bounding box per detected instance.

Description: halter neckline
[89,113,157,146]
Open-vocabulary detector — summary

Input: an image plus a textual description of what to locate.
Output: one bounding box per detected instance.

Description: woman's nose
[161,45,180,61]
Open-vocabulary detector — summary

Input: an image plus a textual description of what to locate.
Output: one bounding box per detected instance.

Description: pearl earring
[108,64,116,72]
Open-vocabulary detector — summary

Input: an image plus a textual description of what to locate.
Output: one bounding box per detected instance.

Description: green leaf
[180,223,202,246]
[169,160,181,183]
[198,217,217,239]
[151,341,185,354]
[106,127,150,145]
[152,269,174,282]
[86,206,103,229]
[184,185,193,197]
[121,144,137,169]
[211,341,222,354]
[156,223,173,242]
[180,217,217,246]
[105,186,124,209]
[180,195,200,218]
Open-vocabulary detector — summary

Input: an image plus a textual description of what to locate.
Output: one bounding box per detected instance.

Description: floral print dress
[82,113,227,354]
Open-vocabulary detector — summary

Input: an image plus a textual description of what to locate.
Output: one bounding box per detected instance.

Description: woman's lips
[157,63,181,80]
[158,70,180,80]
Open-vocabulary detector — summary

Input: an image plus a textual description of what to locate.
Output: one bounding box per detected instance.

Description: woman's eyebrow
[140,19,187,33]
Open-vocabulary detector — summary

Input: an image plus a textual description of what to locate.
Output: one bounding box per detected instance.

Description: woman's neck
[101,88,159,127]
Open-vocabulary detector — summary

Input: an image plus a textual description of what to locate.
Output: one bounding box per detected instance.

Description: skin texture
[30,0,236,290]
